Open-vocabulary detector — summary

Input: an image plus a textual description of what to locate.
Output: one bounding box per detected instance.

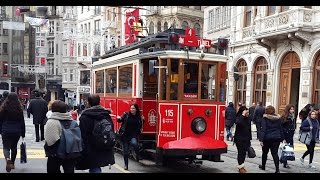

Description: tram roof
[99,28,187,60]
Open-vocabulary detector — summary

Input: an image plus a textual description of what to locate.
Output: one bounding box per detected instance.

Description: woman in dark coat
[259,105,284,173]
[117,103,143,170]
[77,94,115,173]
[280,104,296,168]
[0,93,26,172]
[234,106,251,173]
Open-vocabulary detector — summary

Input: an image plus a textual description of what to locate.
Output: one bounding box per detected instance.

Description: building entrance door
[278,52,300,114]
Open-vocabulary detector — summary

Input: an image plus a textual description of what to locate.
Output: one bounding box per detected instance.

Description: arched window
[157,21,161,32]
[235,59,247,106]
[253,57,268,106]
[313,54,320,105]
[194,23,201,37]
[181,21,188,30]
[164,22,168,30]
[149,21,154,35]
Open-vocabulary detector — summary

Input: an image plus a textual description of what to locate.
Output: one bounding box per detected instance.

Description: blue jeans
[123,137,139,166]
[89,167,101,173]
[226,126,232,140]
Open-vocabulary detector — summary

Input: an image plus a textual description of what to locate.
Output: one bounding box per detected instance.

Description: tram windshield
[159,58,226,102]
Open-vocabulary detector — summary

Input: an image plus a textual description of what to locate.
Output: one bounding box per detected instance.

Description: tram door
[142,60,159,135]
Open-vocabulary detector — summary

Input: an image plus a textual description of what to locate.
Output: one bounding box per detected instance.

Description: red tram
[92,28,228,165]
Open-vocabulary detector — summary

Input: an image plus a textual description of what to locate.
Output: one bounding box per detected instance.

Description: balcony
[161,6,203,19]
[254,8,316,40]
[102,21,116,29]
[63,13,77,20]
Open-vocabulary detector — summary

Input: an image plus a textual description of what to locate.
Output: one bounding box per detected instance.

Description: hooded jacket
[260,114,284,142]
[76,105,115,170]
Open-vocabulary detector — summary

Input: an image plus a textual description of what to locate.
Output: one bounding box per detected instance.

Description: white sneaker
[300,157,304,165]
[308,164,316,169]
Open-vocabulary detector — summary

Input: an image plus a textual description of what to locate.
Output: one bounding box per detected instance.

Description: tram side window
[161,60,167,100]
[201,64,216,100]
[170,59,179,100]
[95,70,104,94]
[184,62,199,99]
[119,65,133,95]
[143,60,158,99]
[105,68,117,94]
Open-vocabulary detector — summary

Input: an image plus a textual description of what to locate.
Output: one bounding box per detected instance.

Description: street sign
[178,28,212,48]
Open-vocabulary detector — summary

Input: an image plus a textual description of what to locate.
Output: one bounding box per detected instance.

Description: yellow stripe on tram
[0,149,46,159]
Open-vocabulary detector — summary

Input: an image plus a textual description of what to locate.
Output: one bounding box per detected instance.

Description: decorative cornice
[295,31,312,45]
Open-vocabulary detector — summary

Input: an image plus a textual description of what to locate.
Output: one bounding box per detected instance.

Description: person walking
[0,93,26,172]
[0,91,9,106]
[299,110,319,169]
[280,104,296,168]
[44,100,77,173]
[27,91,48,142]
[117,103,143,170]
[253,102,265,140]
[234,106,252,173]
[76,94,115,173]
[225,102,236,141]
[259,105,283,173]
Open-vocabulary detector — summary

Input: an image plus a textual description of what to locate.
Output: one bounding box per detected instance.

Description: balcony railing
[254,8,315,37]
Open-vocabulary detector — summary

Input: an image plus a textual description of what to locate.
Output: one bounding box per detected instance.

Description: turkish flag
[125,8,139,45]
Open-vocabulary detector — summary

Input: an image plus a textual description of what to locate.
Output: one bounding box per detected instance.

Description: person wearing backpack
[44,100,82,173]
[117,103,143,170]
[76,94,115,173]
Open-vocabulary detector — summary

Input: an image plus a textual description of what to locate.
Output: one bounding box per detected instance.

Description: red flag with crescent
[125,8,139,45]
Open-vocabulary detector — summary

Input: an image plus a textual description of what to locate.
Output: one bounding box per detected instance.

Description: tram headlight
[191,117,207,134]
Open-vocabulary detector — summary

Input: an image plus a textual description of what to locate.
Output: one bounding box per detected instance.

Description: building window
[80,70,90,86]
[88,43,91,56]
[83,43,87,56]
[164,22,168,30]
[64,43,67,56]
[70,69,74,82]
[81,6,84,13]
[268,6,276,16]
[194,6,201,10]
[313,54,320,105]
[2,62,8,77]
[94,6,101,15]
[84,24,87,33]
[87,6,90,11]
[49,21,54,33]
[56,44,58,55]
[281,6,290,12]
[149,21,154,35]
[94,20,100,35]
[181,21,189,30]
[305,6,312,9]
[88,22,91,34]
[63,69,67,82]
[244,6,252,27]
[94,43,100,56]
[81,24,83,33]
[48,62,54,75]
[208,10,214,31]
[194,23,201,37]
[253,57,268,106]
[49,41,54,54]
[78,43,81,56]
[113,8,116,21]
[222,6,231,28]
[235,59,247,106]
[157,21,161,33]
[3,43,7,54]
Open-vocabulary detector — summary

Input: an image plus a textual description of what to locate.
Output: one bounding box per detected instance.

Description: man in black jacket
[253,102,265,140]
[225,102,236,141]
[27,91,48,142]
[77,94,115,173]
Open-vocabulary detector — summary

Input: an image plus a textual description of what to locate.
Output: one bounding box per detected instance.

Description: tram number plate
[196,155,202,159]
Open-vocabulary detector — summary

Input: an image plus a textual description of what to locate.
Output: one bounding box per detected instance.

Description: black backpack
[92,117,116,150]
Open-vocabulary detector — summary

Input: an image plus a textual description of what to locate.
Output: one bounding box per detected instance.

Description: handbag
[20,140,27,164]
[299,119,313,145]
[247,146,256,158]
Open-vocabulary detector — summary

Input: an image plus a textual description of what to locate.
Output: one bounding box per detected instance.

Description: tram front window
[201,64,216,100]
[184,62,199,99]
[170,59,179,100]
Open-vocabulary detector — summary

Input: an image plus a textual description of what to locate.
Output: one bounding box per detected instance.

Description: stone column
[245,71,253,107]
[227,71,235,103]
[266,70,274,106]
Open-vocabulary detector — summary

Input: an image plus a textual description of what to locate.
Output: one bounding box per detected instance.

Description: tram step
[144,149,156,154]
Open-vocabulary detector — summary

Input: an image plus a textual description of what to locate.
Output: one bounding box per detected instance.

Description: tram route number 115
[165,110,174,117]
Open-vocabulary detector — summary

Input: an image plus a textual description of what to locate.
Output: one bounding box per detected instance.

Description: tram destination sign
[178,28,211,48]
